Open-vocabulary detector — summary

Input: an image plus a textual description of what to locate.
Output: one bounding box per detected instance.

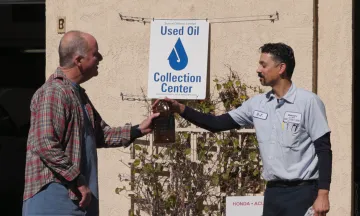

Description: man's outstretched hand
[138,112,160,134]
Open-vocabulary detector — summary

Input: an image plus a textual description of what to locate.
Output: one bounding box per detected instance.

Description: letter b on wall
[57,17,66,34]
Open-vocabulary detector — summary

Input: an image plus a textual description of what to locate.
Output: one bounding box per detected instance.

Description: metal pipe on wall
[312,0,319,93]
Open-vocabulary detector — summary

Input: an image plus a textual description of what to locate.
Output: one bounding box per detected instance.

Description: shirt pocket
[281,122,301,148]
[253,118,270,143]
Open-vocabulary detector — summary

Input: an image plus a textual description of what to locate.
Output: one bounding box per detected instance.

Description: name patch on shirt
[283,112,302,124]
[253,110,268,120]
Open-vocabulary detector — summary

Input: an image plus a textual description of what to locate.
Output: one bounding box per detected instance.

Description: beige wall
[45,0,352,215]
[318,0,353,215]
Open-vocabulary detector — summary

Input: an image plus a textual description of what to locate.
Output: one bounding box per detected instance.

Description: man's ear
[74,55,83,67]
[278,63,287,78]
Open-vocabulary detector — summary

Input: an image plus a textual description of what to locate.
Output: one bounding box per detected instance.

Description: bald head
[58,30,91,68]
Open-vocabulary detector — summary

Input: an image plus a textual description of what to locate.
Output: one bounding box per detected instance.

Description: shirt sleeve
[314,132,332,190]
[180,107,239,133]
[100,119,133,147]
[227,98,254,127]
[305,96,331,141]
[84,95,133,148]
[30,85,80,182]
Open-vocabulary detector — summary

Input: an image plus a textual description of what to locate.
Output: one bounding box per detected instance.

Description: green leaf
[211,174,219,185]
[235,80,241,86]
[216,84,222,90]
[214,78,219,83]
[204,206,210,213]
[155,164,162,172]
[233,139,239,146]
[166,194,177,209]
[133,159,140,167]
[183,133,189,139]
[250,152,257,161]
[185,148,191,155]
[204,108,210,113]
[199,150,206,161]
[115,186,125,194]
[134,145,142,151]
[144,163,153,173]
[222,173,229,180]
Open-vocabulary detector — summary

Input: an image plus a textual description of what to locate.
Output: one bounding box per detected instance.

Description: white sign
[147,19,209,99]
[226,196,264,216]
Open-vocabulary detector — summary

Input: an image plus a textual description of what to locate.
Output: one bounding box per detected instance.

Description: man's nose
[256,65,263,73]
[98,53,103,61]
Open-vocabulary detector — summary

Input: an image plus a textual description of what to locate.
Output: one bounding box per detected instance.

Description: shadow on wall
[0,88,36,216]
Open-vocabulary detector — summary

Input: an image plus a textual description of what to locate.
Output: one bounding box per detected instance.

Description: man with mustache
[22,30,159,216]
[153,43,332,216]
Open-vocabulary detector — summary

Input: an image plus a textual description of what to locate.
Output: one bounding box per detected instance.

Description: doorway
[0,1,45,215]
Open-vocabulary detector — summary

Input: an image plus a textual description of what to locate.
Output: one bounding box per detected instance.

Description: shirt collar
[70,81,81,91]
[266,83,297,104]
[49,67,86,93]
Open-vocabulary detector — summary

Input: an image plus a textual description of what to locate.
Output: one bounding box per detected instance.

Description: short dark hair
[259,43,296,78]
[58,31,89,68]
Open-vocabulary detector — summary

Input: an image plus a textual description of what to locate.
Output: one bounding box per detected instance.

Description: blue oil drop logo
[168,38,188,71]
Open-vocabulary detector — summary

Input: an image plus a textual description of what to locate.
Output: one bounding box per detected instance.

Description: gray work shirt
[228,83,330,181]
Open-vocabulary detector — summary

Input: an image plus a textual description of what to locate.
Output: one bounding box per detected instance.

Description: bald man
[22,31,159,216]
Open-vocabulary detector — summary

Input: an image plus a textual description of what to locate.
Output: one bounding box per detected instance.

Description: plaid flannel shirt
[23,68,132,201]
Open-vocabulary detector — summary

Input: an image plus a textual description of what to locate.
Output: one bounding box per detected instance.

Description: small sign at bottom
[226,196,264,216]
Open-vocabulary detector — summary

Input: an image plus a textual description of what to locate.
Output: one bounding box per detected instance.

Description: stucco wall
[45,0,352,215]
[318,0,353,215]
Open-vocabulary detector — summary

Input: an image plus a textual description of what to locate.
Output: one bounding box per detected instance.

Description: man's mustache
[257,72,264,78]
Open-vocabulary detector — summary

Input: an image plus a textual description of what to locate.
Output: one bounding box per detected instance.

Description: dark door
[0,2,45,215]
